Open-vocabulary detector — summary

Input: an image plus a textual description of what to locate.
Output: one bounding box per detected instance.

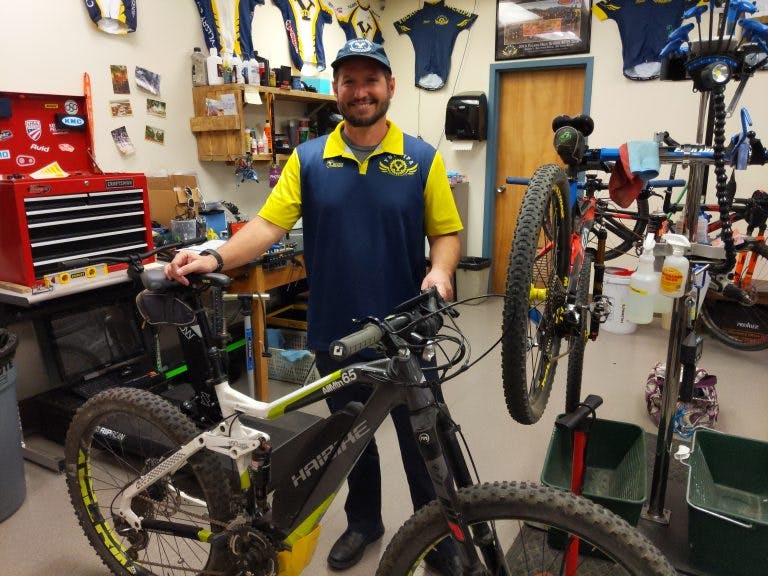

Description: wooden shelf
[190,84,335,163]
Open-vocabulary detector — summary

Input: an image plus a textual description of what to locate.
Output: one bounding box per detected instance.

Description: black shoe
[327,527,385,570]
[424,542,463,576]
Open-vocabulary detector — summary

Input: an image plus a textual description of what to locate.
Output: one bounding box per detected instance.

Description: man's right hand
[164,250,218,286]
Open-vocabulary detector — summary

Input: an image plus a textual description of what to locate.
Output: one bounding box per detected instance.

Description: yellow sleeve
[592,2,609,20]
[424,151,464,237]
[257,151,303,229]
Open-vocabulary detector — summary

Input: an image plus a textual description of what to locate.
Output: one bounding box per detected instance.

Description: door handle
[496,185,506,194]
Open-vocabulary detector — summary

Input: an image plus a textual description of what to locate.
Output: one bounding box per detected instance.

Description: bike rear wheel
[699,241,768,350]
[503,164,571,425]
[377,481,676,576]
[64,387,233,576]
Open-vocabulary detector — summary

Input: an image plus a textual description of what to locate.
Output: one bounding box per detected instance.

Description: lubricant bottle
[231,52,245,84]
[626,234,659,324]
[660,233,690,298]
[192,47,208,86]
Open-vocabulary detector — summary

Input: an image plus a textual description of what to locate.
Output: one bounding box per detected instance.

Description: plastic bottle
[625,234,659,324]
[206,47,224,85]
[231,52,245,84]
[246,53,260,85]
[221,51,233,83]
[253,51,269,85]
[263,120,272,153]
[192,47,208,86]
[660,233,691,298]
[696,210,710,245]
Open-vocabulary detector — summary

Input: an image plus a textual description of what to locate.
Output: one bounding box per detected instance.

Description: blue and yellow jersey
[84,0,137,34]
[194,0,264,58]
[326,0,385,43]
[593,0,690,80]
[271,0,335,74]
[259,121,463,350]
[394,0,477,90]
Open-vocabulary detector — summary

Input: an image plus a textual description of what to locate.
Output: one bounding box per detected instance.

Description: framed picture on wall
[496,0,592,61]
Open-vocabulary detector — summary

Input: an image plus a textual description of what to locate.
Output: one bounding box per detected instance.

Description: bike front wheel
[64,387,233,576]
[377,481,676,576]
[503,164,572,424]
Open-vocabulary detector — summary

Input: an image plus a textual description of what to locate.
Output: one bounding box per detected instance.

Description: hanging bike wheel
[64,387,233,576]
[502,164,572,425]
[377,482,677,576]
[699,240,768,350]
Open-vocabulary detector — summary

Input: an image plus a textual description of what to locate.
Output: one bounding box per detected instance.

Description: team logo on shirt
[435,15,449,25]
[326,159,344,168]
[378,154,418,176]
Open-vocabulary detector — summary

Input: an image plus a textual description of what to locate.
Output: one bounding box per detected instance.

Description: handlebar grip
[647,179,686,188]
[329,323,384,361]
[505,177,530,185]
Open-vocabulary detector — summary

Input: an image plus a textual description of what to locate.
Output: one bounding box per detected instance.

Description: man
[165,38,462,573]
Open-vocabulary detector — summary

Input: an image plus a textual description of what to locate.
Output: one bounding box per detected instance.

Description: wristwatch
[200,249,224,273]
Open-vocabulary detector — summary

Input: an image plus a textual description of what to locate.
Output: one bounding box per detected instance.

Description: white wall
[1,1,766,256]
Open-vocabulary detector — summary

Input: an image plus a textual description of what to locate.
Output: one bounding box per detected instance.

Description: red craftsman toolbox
[0,91,152,290]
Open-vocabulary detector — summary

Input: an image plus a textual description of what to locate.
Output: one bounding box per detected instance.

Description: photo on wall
[496,0,591,60]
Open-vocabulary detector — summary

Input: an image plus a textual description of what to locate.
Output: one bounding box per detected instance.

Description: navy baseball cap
[331,39,391,72]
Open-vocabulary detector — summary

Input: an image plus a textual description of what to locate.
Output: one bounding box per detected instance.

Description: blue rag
[626,141,660,182]
[280,349,313,362]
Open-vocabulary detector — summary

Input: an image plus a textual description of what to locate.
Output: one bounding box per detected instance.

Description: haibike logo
[291,421,371,487]
[736,321,759,330]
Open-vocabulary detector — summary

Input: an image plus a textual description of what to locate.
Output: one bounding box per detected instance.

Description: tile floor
[1,297,765,575]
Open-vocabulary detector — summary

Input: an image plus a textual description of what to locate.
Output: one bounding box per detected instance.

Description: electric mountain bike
[63,246,676,576]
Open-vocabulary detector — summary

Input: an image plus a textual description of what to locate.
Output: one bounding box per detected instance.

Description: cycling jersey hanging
[83,0,137,34]
[394,0,477,91]
[326,0,385,43]
[194,0,263,58]
[271,0,335,76]
[592,0,688,81]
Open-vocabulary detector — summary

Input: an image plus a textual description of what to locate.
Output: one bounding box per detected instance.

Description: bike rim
[74,411,218,575]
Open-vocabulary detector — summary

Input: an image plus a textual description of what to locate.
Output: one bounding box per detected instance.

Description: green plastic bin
[541,418,647,525]
[686,428,768,576]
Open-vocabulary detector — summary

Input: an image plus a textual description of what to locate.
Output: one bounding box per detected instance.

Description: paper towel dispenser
[445,91,487,141]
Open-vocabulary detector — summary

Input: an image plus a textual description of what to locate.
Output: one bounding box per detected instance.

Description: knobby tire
[503,164,571,424]
[376,481,677,576]
[64,387,233,576]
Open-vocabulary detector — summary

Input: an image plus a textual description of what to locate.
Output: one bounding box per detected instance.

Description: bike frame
[108,343,500,573]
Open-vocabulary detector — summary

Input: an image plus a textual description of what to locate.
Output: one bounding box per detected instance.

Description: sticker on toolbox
[44,264,109,288]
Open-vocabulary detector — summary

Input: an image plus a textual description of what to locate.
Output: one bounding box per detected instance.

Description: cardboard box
[147,174,200,227]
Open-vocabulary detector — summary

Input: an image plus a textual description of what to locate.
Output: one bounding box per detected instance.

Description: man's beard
[339,95,390,128]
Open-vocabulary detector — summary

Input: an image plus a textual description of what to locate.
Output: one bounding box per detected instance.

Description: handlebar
[329,287,453,361]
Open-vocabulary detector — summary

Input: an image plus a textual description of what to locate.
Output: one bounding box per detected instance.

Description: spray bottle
[625,234,659,324]
[659,233,691,298]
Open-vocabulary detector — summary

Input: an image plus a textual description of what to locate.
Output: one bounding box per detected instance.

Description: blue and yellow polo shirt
[259,120,463,351]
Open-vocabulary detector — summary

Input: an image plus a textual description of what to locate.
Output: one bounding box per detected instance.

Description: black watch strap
[200,249,224,273]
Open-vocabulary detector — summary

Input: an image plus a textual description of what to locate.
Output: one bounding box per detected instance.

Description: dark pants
[315,351,443,538]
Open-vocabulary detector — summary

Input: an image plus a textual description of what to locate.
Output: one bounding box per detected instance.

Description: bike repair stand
[557,394,603,576]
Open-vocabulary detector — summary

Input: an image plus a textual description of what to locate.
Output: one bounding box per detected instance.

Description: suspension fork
[589,228,608,340]
[435,406,508,574]
[408,397,500,575]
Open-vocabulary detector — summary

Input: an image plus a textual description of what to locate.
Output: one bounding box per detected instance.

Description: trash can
[0,329,25,522]
[456,257,491,304]
[602,267,636,334]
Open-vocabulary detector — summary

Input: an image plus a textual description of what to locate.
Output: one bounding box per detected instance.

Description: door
[491,65,587,293]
